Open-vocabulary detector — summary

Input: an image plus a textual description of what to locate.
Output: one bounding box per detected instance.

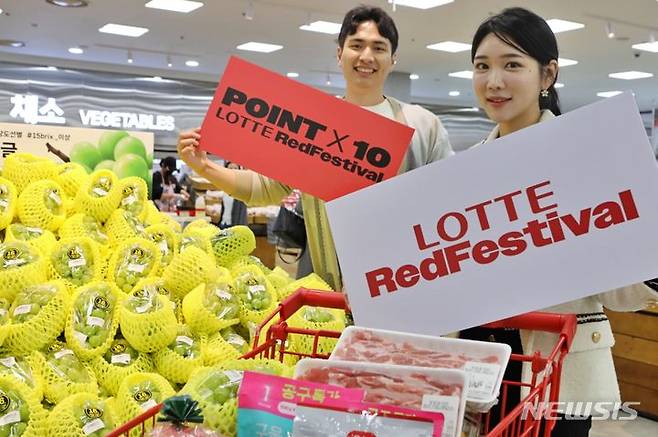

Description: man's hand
[177,127,208,175]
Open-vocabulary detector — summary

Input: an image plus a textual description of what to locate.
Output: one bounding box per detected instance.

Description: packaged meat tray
[295,358,467,437]
[329,326,511,412]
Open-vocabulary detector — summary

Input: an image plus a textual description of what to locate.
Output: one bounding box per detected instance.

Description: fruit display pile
[0,153,345,436]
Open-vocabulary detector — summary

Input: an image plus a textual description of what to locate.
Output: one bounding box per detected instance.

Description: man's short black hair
[160,156,177,172]
[338,5,399,54]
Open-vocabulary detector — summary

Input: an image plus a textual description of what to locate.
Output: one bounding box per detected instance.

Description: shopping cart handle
[482,311,577,350]
[277,288,348,320]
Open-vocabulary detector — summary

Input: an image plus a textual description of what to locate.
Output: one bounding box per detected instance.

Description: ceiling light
[166,55,173,67]
[449,91,460,96]
[605,22,615,39]
[242,1,255,20]
[45,0,89,7]
[299,20,342,35]
[44,66,58,71]
[546,19,585,34]
[632,41,658,53]
[286,72,299,78]
[68,46,84,54]
[388,0,454,10]
[326,74,331,86]
[236,42,283,53]
[127,51,134,64]
[185,60,199,67]
[426,41,471,53]
[145,0,203,13]
[597,91,623,98]
[409,74,420,80]
[558,58,578,67]
[554,83,565,88]
[449,70,473,79]
[0,40,26,48]
[609,71,653,80]
[0,8,3,14]
[99,23,149,38]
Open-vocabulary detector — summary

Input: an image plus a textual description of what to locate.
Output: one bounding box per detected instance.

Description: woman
[466,7,658,436]
[218,161,248,228]
[152,156,188,212]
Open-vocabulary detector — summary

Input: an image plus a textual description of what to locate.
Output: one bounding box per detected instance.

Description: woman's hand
[177,127,208,174]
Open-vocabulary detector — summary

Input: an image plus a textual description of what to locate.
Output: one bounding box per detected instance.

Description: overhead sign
[326,93,658,335]
[199,56,414,201]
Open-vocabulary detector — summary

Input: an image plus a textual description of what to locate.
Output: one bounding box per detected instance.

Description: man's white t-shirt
[361,98,395,120]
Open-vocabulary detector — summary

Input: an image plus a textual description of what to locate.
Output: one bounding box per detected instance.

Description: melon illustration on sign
[70,142,102,172]
[98,130,129,161]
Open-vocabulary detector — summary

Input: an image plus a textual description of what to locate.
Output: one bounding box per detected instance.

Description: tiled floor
[590,416,658,437]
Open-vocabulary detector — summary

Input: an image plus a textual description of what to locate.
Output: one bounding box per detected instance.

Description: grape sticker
[0,395,9,413]
[84,407,103,419]
[133,390,151,403]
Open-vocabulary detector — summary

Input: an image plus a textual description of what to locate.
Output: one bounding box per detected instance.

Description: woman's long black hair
[471,7,561,115]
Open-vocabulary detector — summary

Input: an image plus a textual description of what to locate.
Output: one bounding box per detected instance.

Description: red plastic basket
[108,288,576,437]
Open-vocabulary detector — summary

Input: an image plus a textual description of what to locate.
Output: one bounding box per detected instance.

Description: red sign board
[199,56,414,201]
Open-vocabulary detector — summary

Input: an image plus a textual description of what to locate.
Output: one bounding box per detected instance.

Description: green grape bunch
[7,224,43,241]
[196,370,241,406]
[234,272,272,312]
[72,284,117,349]
[45,342,93,383]
[51,241,96,287]
[43,187,64,215]
[168,333,201,360]
[204,281,240,321]
[114,245,155,293]
[0,243,36,270]
[220,328,249,355]
[77,400,109,437]
[103,339,139,367]
[0,388,30,437]
[0,184,11,214]
[90,176,113,199]
[124,286,162,314]
[10,283,57,324]
[302,307,336,324]
[81,216,109,246]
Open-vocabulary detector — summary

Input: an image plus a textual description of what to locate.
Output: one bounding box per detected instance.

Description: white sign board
[326,93,658,335]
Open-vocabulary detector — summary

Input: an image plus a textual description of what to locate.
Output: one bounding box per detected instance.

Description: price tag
[82,419,106,435]
[158,240,169,254]
[464,361,501,400]
[3,258,26,267]
[0,410,20,426]
[93,188,108,197]
[25,227,43,234]
[49,191,62,205]
[224,370,244,385]
[13,304,32,316]
[127,263,146,273]
[176,335,194,346]
[111,353,132,365]
[216,289,233,300]
[0,199,8,208]
[0,356,17,367]
[74,331,88,344]
[249,284,266,293]
[54,349,74,359]
[0,308,7,318]
[421,394,460,437]
[87,316,105,327]
[121,194,137,206]
[141,399,158,411]
[135,303,151,314]
[68,257,87,268]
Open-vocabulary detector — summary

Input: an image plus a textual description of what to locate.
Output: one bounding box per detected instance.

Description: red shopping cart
[108,288,576,437]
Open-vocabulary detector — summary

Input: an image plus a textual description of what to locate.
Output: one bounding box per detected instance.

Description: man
[152,156,188,211]
[177,5,453,290]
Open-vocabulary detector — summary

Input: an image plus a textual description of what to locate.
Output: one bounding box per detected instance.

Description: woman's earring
[540,89,550,98]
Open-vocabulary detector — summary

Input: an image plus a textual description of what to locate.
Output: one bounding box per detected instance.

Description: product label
[3,258,25,267]
[135,303,151,314]
[82,418,105,435]
[49,191,62,205]
[225,370,244,385]
[421,394,460,437]
[68,257,87,268]
[0,309,7,318]
[13,304,32,316]
[176,335,194,346]
[140,399,158,411]
[0,199,8,208]
[464,362,500,400]
[127,263,145,273]
[93,188,108,197]
[25,227,43,234]
[158,240,169,254]
[111,353,132,365]
[0,357,16,368]
[249,285,266,293]
[74,331,88,344]
[87,316,105,327]
[54,349,74,359]
[0,410,20,426]
[216,289,233,300]
[121,194,137,206]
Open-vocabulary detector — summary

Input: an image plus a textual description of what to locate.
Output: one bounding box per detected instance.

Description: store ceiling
[1,0,658,111]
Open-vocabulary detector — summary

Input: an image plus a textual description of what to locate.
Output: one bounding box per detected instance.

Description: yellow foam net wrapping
[17,180,67,231]
[4,224,57,257]
[51,162,89,199]
[182,279,240,335]
[35,340,99,405]
[58,213,110,253]
[210,225,256,267]
[115,372,175,434]
[228,255,272,276]
[201,332,242,366]
[2,153,56,195]
[143,224,178,273]
[105,209,146,246]
[74,169,122,222]
[107,237,161,293]
[277,272,333,300]
[90,338,154,396]
[0,353,45,401]
[219,357,294,377]
[0,297,10,346]
[266,267,293,294]
[233,266,279,328]
[48,237,103,290]
[141,201,182,233]
[286,306,346,362]
[162,245,216,301]
[153,325,205,385]
[179,229,214,257]
[46,392,118,437]
[131,277,183,322]
[0,374,49,437]
[0,177,18,231]
[0,241,48,302]
[179,367,240,436]
[118,176,148,217]
[119,284,177,353]
[4,280,70,356]
[184,220,220,238]
[64,281,123,360]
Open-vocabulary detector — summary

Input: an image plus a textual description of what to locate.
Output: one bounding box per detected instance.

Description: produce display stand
[108,289,576,437]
